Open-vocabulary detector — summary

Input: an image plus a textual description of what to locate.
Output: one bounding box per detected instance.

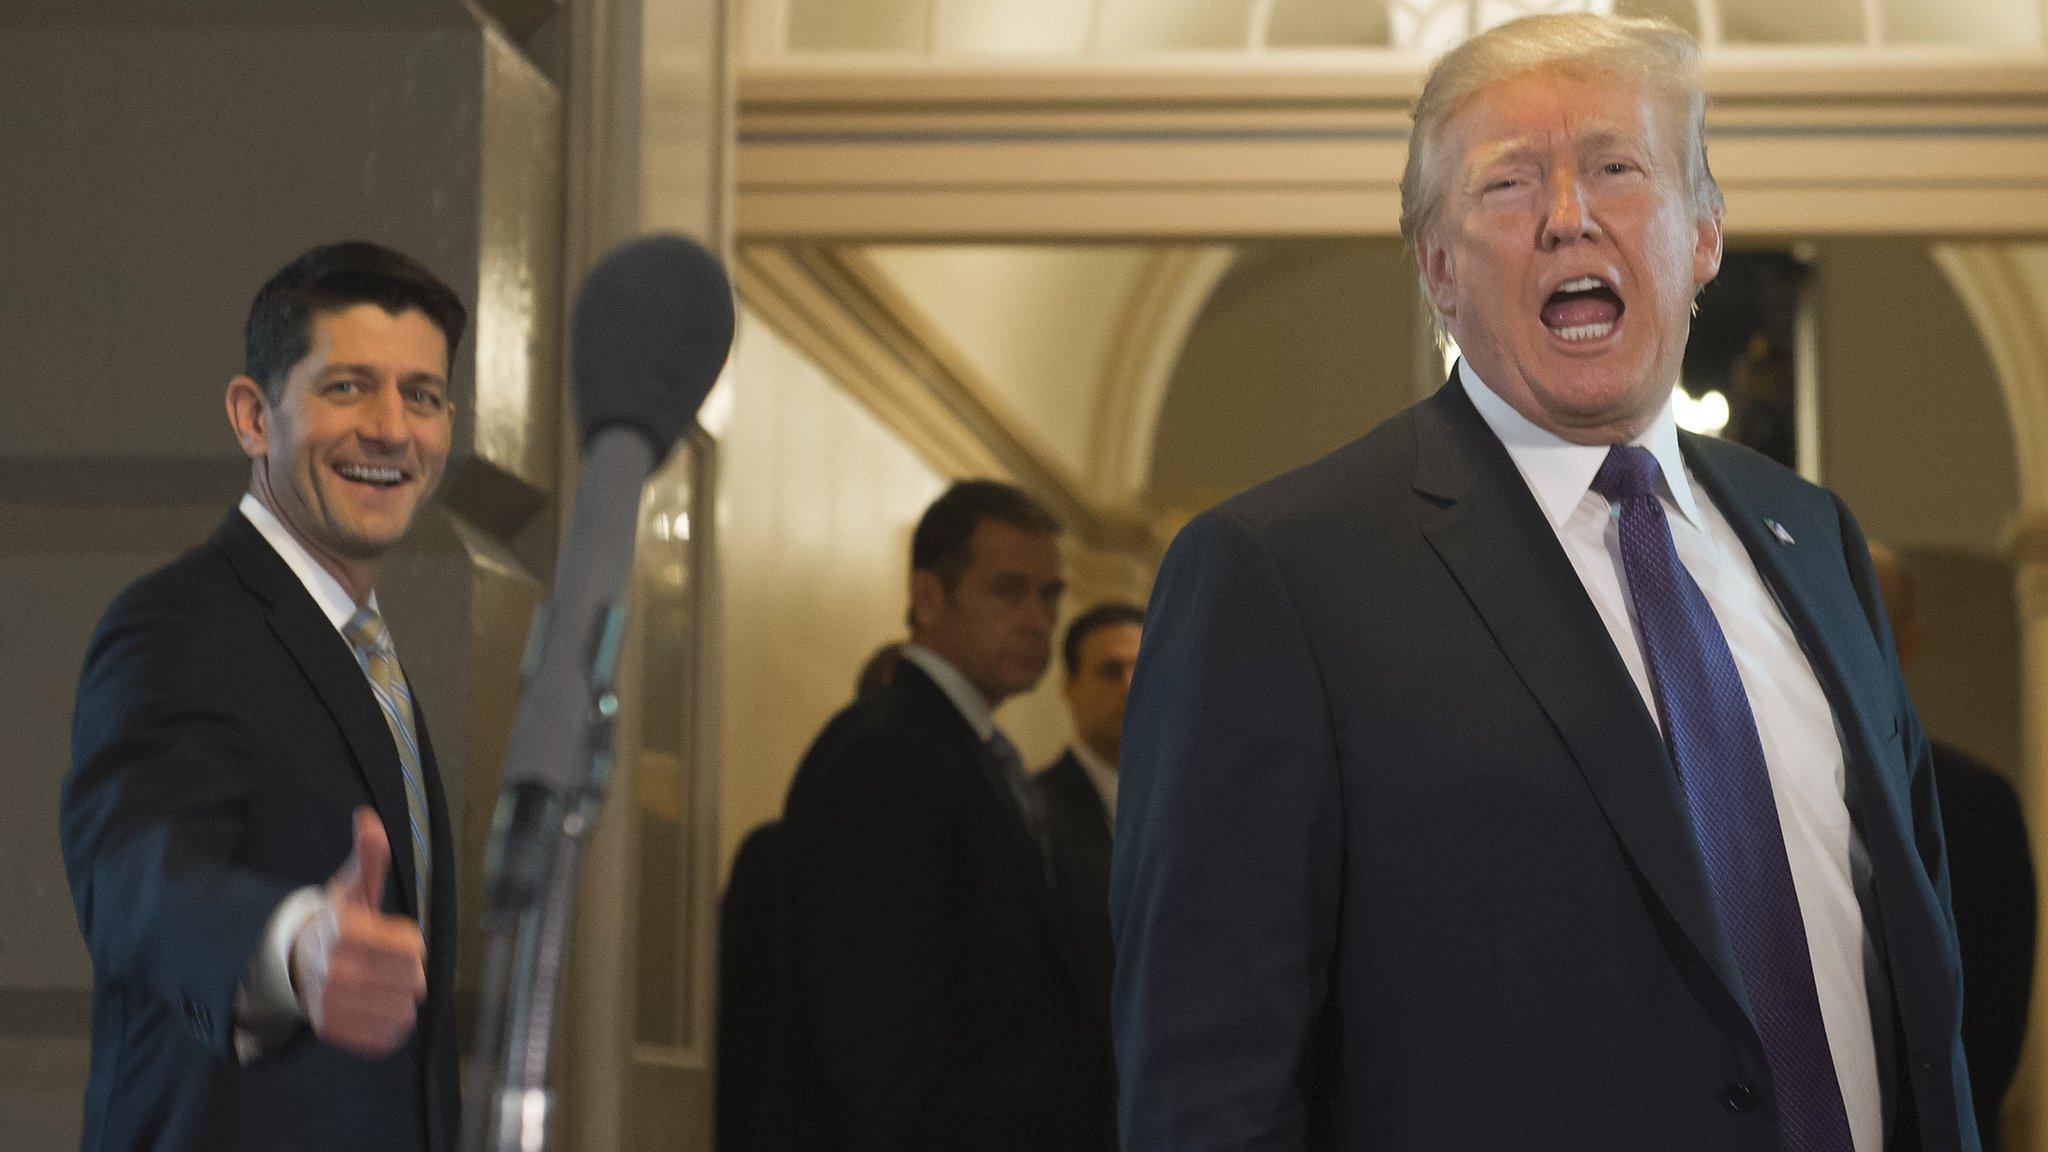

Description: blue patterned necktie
[345,606,432,935]
[1592,445,1852,1152]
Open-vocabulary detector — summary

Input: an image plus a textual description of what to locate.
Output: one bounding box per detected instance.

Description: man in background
[1869,541,2036,1149]
[782,479,1114,1151]
[1039,601,1145,1023]
[64,242,464,1151]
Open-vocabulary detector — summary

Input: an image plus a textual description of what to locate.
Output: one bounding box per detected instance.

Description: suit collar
[238,492,371,631]
[1411,381,1758,1034]
[1455,360,1705,532]
[210,509,430,925]
[899,642,997,742]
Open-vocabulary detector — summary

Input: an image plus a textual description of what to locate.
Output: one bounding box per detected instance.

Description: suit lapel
[897,666,1096,1000]
[212,512,425,922]
[1682,441,1954,1066]
[1409,385,1756,1031]
[1679,441,1914,859]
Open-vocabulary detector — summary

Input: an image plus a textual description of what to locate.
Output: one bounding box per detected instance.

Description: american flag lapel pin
[1767,518,1795,545]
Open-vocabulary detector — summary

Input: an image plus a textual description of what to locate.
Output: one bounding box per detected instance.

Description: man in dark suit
[63,242,464,1152]
[1038,601,1145,1019]
[1868,542,2035,1150]
[1113,14,1975,1152]
[781,480,1115,1152]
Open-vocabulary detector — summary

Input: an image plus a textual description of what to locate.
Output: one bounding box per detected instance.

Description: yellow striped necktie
[344,605,431,933]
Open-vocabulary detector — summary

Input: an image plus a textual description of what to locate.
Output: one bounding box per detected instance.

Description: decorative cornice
[737,57,2048,239]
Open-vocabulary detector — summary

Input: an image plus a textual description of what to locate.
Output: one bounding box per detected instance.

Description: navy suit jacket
[62,510,459,1152]
[1112,380,1973,1152]
[1038,750,1116,1017]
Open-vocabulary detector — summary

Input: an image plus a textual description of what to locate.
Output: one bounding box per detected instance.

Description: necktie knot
[1591,443,1661,505]
[344,606,391,657]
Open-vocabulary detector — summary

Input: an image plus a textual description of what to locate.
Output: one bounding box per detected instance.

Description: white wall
[714,307,1076,880]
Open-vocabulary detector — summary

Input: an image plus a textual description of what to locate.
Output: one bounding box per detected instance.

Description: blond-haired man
[1114,15,1973,1152]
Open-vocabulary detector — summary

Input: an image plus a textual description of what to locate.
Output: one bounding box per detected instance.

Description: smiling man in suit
[1113,14,1974,1152]
[63,242,463,1152]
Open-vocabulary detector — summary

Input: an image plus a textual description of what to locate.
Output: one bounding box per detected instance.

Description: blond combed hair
[1398,13,1725,252]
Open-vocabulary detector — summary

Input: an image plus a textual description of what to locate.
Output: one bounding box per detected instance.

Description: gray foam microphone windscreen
[569,233,736,456]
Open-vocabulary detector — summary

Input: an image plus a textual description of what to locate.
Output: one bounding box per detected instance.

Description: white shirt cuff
[233,885,326,1062]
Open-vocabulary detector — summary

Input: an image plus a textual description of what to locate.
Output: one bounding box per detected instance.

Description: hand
[291,807,427,1057]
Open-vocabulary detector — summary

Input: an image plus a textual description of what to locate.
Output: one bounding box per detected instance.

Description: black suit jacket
[1112,380,1974,1152]
[1038,750,1116,1015]
[62,510,459,1152]
[781,662,1114,1152]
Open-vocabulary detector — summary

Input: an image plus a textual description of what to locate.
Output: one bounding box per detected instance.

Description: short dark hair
[908,480,1061,628]
[912,480,1060,585]
[1062,601,1146,678]
[244,241,467,400]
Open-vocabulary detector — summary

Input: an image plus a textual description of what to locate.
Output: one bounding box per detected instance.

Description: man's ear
[909,568,945,635]
[1417,236,1457,322]
[225,375,271,460]
[1692,209,1724,287]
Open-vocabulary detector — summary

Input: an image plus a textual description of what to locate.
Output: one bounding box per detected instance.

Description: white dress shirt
[233,493,386,1055]
[1460,363,1882,1152]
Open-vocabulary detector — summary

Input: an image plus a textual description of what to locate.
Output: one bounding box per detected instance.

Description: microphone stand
[465,430,657,1152]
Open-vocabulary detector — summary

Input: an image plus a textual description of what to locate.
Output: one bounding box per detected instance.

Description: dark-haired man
[781,479,1114,1152]
[1038,602,1144,1019]
[63,241,464,1152]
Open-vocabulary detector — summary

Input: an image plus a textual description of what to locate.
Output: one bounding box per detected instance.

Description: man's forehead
[301,304,449,373]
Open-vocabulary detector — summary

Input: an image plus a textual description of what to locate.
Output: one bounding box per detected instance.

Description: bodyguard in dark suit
[1113,15,1975,1152]
[782,480,1115,1152]
[63,243,464,1152]
[1038,602,1145,1021]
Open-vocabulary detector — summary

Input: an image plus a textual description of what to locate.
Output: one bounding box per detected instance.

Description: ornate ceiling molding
[736,56,2048,239]
[734,243,1166,553]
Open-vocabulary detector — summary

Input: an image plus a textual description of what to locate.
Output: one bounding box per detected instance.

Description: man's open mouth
[334,463,409,489]
[1541,275,1623,343]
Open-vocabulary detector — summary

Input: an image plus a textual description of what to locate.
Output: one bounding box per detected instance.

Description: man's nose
[360,384,408,444]
[1541,176,1597,248]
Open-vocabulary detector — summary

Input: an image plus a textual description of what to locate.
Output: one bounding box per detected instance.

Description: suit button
[1722,1082,1758,1113]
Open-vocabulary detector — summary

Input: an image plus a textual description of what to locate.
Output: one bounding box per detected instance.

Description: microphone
[497,234,734,800]
[469,233,733,1152]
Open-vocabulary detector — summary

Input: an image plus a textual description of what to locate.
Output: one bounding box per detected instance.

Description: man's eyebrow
[319,362,449,387]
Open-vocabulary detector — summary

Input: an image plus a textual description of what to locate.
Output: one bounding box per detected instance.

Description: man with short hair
[1114,15,1975,1152]
[1038,602,1144,1019]
[782,479,1115,1152]
[64,241,464,1152]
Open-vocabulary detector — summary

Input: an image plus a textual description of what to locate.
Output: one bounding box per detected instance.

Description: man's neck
[250,479,377,606]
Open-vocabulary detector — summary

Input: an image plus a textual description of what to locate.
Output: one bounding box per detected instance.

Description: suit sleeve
[61,582,297,1060]
[782,729,961,1150]
[1111,508,1344,1152]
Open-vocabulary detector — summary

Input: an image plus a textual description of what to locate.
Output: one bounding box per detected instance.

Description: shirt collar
[899,643,997,742]
[239,492,375,634]
[1069,741,1118,820]
[1456,359,1704,532]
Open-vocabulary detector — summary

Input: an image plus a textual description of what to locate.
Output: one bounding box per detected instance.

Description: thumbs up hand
[291,807,428,1057]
